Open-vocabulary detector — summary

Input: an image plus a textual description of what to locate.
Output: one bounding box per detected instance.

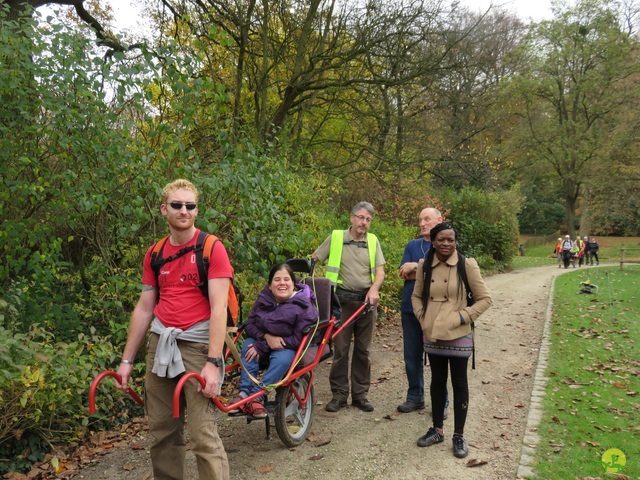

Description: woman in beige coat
[411,223,492,458]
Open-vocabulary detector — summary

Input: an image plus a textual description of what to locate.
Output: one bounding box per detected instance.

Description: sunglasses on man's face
[166,202,197,211]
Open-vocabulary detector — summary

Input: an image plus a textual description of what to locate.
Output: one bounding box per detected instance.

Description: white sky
[108,0,554,32]
[460,0,553,21]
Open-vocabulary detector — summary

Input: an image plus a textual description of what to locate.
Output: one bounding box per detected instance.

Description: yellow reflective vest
[325,230,377,287]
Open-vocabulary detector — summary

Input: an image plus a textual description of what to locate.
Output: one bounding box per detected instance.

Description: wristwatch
[206,357,224,367]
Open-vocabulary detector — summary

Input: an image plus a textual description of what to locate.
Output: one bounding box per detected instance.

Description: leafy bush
[0,325,142,475]
[370,220,416,316]
[439,187,522,271]
[517,178,565,235]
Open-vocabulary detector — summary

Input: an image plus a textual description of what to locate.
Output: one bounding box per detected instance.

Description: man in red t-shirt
[116,179,231,480]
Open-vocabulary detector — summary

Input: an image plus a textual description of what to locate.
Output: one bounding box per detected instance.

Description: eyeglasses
[166,202,197,211]
[353,214,373,223]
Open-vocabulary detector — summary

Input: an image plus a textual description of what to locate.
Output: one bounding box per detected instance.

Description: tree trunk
[563,176,580,238]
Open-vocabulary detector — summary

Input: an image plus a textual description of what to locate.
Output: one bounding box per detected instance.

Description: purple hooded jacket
[244,282,319,358]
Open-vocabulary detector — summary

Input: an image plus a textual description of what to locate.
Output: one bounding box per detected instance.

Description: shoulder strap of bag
[196,231,216,299]
[457,253,475,307]
[457,252,476,370]
[150,235,170,279]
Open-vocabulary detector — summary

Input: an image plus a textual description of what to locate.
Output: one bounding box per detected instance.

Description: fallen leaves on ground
[255,464,274,473]
[306,432,331,447]
[466,458,487,467]
[4,419,149,480]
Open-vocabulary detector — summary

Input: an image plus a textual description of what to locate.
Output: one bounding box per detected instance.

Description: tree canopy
[2,0,640,474]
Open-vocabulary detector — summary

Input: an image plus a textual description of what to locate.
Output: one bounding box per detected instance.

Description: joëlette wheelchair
[89,258,371,447]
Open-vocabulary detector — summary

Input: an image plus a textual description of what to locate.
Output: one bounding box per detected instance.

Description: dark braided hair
[421,222,466,306]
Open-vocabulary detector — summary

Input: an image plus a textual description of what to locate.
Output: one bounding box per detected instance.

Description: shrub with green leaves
[439,187,522,271]
[370,220,417,317]
[0,325,141,475]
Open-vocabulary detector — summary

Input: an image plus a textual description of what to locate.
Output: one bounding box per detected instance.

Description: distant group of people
[554,234,600,269]
[114,179,493,479]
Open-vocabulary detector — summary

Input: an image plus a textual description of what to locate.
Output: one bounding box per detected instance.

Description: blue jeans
[401,312,424,404]
[238,338,296,399]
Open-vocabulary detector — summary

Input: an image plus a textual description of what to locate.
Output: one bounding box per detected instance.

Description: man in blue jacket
[397,207,449,414]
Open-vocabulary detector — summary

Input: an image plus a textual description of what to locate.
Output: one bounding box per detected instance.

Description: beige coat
[411,251,492,341]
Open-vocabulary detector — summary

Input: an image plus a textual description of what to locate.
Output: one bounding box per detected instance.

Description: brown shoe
[352,398,374,412]
[324,398,347,412]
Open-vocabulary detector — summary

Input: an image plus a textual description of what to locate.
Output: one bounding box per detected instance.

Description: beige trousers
[145,333,229,480]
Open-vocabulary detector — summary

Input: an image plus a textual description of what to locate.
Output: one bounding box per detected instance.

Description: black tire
[274,374,314,447]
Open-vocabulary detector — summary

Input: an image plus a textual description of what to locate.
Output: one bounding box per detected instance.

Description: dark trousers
[562,250,572,268]
[330,297,376,401]
[429,354,469,435]
[401,312,424,404]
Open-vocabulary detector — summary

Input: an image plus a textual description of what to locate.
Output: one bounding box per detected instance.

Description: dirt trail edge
[74,266,560,480]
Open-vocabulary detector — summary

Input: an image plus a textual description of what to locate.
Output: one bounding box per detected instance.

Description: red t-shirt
[141,229,233,329]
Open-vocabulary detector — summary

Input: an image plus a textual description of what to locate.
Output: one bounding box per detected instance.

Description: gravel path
[73,266,562,480]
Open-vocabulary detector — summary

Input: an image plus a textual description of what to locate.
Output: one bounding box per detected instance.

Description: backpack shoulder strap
[457,252,475,307]
[195,231,216,298]
[150,235,171,279]
[457,252,477,370]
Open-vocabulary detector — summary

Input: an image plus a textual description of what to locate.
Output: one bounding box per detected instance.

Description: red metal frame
[89,301,370,421]
[88,370,143,414]
[170,301,368,418]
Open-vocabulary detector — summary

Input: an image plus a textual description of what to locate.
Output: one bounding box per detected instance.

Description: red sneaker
[244,400,267,419]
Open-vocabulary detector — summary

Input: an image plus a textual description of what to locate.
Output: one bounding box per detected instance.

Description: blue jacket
[400,238,431,313]
[244,283,319,357]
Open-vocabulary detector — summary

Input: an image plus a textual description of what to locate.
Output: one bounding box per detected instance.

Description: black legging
[428,354,469,435]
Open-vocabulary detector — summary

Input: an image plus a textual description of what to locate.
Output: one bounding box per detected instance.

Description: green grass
[532,266,640,479]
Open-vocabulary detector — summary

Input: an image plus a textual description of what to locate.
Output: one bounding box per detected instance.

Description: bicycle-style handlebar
[331,301,371,339]
[88,370,144,414]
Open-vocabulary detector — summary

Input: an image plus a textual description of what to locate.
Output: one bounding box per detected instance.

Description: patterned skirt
[424,332,473,358]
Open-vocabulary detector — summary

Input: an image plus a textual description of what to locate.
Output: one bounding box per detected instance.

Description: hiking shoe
[324,398,347,412]
[417,427,444,447]
[397,401,425,413]
[452,434,468,458]
[352,398,374,412]
[243,400,267,419]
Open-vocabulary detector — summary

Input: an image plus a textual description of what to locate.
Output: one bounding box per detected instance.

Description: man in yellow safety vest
[312,201,386,413]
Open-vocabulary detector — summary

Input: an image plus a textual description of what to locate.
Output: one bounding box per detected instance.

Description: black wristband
[207,357,223,367]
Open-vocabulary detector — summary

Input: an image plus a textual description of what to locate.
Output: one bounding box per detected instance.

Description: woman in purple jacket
[232,263,319,418]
